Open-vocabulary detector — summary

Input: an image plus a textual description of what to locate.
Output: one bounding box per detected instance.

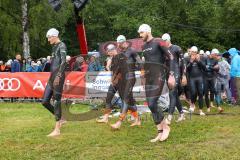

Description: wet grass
[0,103,240,160]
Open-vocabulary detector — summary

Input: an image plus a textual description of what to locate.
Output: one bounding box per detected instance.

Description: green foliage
[0,0,240,60]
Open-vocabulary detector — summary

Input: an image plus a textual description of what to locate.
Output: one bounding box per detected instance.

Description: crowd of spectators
[0,54,104,73]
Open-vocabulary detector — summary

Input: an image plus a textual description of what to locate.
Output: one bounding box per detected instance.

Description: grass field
[1,103,240,160]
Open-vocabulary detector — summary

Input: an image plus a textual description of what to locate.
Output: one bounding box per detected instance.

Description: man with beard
[138,24,175,142]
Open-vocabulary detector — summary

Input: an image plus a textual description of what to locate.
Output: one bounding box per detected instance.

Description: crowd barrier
[0,71,145,98]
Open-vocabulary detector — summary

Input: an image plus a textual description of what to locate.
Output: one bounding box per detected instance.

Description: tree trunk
[22,0,30,59]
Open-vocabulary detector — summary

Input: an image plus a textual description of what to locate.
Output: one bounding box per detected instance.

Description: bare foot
[160,125,170,141]
[111,121,122,130]
[207,108,211,113]
[130,119,141,127]
[96,118,108,123]
[218,107,224,113]
[47,129,60,137]
[150,132,162,143]
[60,119,67,127]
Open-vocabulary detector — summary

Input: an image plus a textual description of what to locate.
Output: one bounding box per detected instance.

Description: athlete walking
[138,24,175,142]
[42,28,67,137]
[97,44,140,129]
[161,33,185,124]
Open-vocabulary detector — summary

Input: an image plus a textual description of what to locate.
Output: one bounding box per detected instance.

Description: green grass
[0,103,240,160]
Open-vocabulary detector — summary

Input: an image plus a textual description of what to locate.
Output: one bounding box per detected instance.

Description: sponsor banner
[0,72,85,98]
[85,71,145,98]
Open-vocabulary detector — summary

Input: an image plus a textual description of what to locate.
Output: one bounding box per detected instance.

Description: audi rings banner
[0,72,86,98]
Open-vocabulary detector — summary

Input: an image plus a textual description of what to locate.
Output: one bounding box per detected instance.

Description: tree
[22,0,30,59]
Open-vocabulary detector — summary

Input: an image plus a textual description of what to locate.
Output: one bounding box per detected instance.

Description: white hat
[199,50,204,55]
[211,48,219,54]
[138,24,151,33]
[184,52,189,58]
[116,35,126,43]
[106,44,116,52]
[191,46,198,52]
[162,33,171,41]
[46,28,59,38]
[37,61,41,65]
[66,55,71,61]
[206,51,210,56]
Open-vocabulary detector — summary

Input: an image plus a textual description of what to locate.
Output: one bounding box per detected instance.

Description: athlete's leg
[42,83,54,114]
[97,84,117,123]
[196,77,205,115]
[209,78,216,108]
[145,76,170,142]
[204,79,210,109]
[189,78,197,111]
[47,76,65,137]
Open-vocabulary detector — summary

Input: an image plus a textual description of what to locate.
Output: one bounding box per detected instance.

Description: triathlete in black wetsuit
[186,46,206,115]
[42,28,67,137]
[110,35,143,129]
[161,33,185,124]
[96,43,141,129]
[202,50,219,112]
[138,24,174,142]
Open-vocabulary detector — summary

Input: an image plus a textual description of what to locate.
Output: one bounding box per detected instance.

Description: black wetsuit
[186,58,205,109]
[202,57,218,108]
[142,38,174,125]
[42,41,67,121]
[105,51,137,117]
[167,44,184,115]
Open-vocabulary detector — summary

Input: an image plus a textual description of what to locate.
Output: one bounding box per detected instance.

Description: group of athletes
[42,24,232,142]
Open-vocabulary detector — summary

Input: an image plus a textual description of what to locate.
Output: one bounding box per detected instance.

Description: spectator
[216,52,232,104]
[65,55,71,71]
[0,61,6,72]
[88,55,102,71]
[228,48,240,105]
[42,56,51,72]
[26,56,32,71]
[26,61,38,72]
[11,54,22,72]
[4,60,12,72]
[36,60,43,72]
[73,56,88,72]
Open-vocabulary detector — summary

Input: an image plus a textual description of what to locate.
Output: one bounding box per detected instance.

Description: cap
[66,55,71,61]
[191,46,198,52]
[205,51,210,56]
[138,24,151,33]
[184,52,189,58]
[46,28,59,38]
[162,33,171,41]
[76,56,84,63]
[116,35,126,43]
[106,44,116,52]
[199,50,204,55]
[211,48,219,55]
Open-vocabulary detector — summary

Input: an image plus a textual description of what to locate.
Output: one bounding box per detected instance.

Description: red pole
[76,19,88,55]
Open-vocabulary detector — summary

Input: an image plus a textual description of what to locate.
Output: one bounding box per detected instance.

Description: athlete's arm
[56,43,67,77]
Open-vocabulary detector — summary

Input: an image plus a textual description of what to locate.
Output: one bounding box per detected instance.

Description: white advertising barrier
[85,71,145,98]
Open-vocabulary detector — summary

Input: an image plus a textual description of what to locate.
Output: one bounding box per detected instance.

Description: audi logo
[0,78,21,91]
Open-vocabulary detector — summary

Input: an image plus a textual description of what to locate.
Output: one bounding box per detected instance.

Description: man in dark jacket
[11,54,22,72]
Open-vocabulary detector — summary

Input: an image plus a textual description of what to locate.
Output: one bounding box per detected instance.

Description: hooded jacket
[228,48,240,77]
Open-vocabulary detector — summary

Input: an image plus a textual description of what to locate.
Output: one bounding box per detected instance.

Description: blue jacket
[228,48,240,77]
[11,59,21,72]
